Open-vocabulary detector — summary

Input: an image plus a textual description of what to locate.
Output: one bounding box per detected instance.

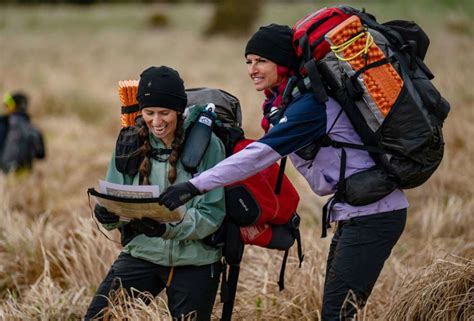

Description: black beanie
[137,66,187,112]
[11,92,28,112]
[245,24,297,70]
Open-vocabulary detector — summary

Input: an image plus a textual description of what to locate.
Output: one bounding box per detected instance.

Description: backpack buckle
[290,213,301,229]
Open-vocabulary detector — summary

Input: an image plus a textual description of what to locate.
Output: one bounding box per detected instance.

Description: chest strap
[150,148,172,162]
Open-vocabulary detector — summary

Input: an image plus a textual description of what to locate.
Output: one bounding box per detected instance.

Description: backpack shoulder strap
[115,125,143,176]
[304,59,329,104]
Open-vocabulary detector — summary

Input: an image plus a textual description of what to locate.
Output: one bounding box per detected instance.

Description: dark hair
[167,114,184,184]
[11,92,29,112]
[138,113,184,185]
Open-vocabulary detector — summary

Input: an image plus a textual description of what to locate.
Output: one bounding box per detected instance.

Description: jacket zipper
[162,160,174,267]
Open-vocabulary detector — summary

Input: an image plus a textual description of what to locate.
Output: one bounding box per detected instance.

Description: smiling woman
[85,66,226,321]
[157,23,409,320]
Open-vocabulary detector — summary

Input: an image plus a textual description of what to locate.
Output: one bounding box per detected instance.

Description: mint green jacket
[103,132,226,267]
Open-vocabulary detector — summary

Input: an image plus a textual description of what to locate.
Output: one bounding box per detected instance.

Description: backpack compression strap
[277,213,304,291]
[220,264,240,321]
[320,139,385,237]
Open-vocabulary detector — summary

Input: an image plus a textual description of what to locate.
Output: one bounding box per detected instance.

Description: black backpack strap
[320,139,386,238]
[219,218,244,321]
[121,104,139,114]
[326,140,385,154]
[295,32,324,101]
[304,59,329,104]
[278,248,290,291]
[320,146,347,238]
[221,263,241,321]
[351,56,395,80]
[274,156,290,292]
[274,156,287,195]
[277,213,304,291]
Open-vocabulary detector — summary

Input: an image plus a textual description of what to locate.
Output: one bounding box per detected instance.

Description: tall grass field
[0,2,473,320]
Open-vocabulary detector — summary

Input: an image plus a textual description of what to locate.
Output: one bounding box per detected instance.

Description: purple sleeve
[190,141,281,193]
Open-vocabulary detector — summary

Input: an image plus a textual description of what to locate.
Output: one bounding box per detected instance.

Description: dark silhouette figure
[1,92,45,174]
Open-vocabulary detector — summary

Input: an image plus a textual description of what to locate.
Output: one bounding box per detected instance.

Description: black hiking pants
[321,208,407,321]
[84,253,222,321]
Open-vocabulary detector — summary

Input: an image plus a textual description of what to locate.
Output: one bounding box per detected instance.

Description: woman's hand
[158,182,201,210]
[94,204,119,224]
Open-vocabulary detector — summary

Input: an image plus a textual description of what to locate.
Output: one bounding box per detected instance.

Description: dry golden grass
[385,257,473,321]
[0,2,473,320]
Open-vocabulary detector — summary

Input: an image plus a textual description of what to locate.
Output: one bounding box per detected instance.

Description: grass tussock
[0,2,473,320]
[231,242,328,320]
[95,286,172,321]
[1,259,87,321]
[385,257,474,321]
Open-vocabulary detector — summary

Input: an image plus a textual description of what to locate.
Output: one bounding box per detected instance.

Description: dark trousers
[321,209,407,321]
[84,253,222,321]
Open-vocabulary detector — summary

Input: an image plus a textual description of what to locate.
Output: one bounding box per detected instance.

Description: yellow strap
[330,31,366,53]
[330,31,374,62]
[166,267,175,288]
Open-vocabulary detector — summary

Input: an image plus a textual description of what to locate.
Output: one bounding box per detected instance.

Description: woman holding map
[85,66,226,321]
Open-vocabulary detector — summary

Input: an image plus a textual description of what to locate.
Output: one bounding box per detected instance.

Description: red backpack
[293,7,352,62]
[228,139,300,246]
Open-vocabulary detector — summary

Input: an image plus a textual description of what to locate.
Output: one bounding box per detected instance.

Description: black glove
[129,218,166,238]
[94,204,119,224]
[158,181,200,210]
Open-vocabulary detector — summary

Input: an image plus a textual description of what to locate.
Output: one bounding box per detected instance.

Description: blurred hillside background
[0,0,473,320]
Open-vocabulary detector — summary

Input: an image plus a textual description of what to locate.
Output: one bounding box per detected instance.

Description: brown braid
[138,123,152,185]
[167,113,184,184]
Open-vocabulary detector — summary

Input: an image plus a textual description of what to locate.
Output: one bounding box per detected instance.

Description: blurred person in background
[157,24,408,320]
[85,66,226,321]
[1,91,45,174]
[0,101,8,156]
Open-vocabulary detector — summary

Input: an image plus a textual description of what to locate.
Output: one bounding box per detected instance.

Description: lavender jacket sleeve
[190,94,327,192]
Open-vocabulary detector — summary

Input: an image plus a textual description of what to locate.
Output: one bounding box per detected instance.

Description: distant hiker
[1,92,45,174]
[85,66,226,321]
[158,24,409,319]
[0,106,8,157]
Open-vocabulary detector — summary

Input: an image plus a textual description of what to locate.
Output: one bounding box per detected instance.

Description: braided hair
[137,122,152,185]
[167,113,184,184]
